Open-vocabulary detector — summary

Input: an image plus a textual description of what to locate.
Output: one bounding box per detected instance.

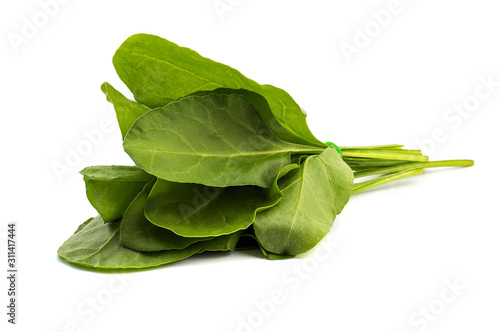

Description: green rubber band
[325,142,343,158]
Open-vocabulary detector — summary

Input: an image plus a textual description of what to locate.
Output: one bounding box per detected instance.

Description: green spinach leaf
[123,93,322,187]
[74,217,93,234]
[81,166,155,222]
[145,164,299,237]
[101,82,150,139]
[253,147,353,256]
[240,233,295,260]
[58,215,205,269]
[121,181,212,251]
[112,33,324,147]
[198,231,244,253]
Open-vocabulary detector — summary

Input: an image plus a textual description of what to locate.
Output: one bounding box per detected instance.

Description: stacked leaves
[58,34,473,270]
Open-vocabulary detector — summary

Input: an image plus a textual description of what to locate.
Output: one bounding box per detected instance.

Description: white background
[1,0,499,331]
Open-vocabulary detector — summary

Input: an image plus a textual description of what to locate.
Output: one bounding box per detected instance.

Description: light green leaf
[145,164,298,238]
[198,231,244,253]
[113,33,324,147]
[240,233,295,260]
[121,181,211,251]
[101,82,150,139]
[74,217,93,234]
[254,147,354,256]
[123,94,322,187]
[57,216,205,269]
[80,166,155,222]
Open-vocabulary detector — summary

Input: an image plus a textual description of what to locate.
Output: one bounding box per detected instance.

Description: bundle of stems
[337,144,474,194]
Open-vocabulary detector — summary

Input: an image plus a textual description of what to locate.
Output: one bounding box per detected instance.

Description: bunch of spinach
[58,34,473,270]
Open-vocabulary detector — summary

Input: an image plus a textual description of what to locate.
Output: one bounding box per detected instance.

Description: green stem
[322,142,474,194]
[352,169,424,194]
[343,150,429,162]
[339,144,404,150]
[345,159,411,168]
[354,160,474,178]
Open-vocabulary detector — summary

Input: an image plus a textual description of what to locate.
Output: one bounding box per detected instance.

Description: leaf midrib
[124,50,226,90]
[283,163,308,250]
[64,222,120,262]
[126,147,322,158]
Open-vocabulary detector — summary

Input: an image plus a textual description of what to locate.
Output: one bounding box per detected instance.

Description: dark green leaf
[80,166,155,222]
[144,164,298,237]
[123,94,322,187]
[58,216,205,269]
[121,181,211,251]
[239,233,295,260]
[253,147,353,256]
[101,82,150,139]
[113,33,324,147]
[198,231,244,253]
